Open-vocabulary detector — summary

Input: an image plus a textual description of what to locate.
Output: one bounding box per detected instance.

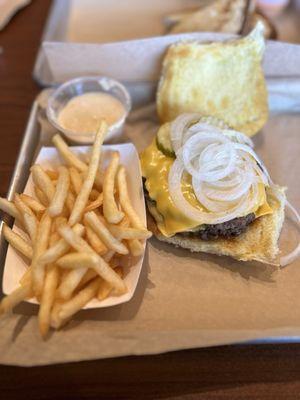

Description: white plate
[2,143,147,308]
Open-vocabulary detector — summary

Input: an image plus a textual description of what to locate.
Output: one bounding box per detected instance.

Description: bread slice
[147,185,286,265]
[157,23,268,137]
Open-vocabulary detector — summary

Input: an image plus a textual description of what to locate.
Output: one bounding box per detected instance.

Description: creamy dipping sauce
[58,92,125,134]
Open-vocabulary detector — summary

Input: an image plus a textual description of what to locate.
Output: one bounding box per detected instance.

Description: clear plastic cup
[47,76,131,144]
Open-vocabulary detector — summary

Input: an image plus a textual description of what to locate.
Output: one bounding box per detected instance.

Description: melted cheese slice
[140,140,273,237]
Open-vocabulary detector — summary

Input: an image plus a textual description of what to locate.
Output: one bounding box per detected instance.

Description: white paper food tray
[2,143,147,308]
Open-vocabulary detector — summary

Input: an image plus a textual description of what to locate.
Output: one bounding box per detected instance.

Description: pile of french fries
[0,121,151,338]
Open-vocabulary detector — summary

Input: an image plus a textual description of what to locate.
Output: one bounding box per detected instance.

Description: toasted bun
[157,23,268,137]
[147,185,286,265]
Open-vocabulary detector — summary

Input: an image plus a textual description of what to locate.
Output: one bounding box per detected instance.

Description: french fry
[69,167,82,195]
[14,193,36,217]
[69,122,107,226]
[84,211,128,255]
[54,216,68,231]
[103,250,115,262]
[23,212,38,242]
[85,225,107,255]
[3,224,33,260]
[45,170,58,180]
[107,224,152,240]
[58,278,101,321]
[0,283,32,315]
[19,194,45,216]
[38,223,85,265]
[58,224,126,294]
[0,197,21,220]
[34,187,49,207]
[103,152,124,224]
[14,194,38,240]
[66,192,75,215]
[84,192,103,212]
[48,166,70,217]
[31,213,52,296]
[31,164,55,202]
[19,266,32,286]
[96,279,112,301]
[57,252,98,269]
[57,267,87,300]
[52,134,87,173]
[38,264,59,338]
[128,239,144,257]
[89,189,101,201]
[77,269,98,289]
[50,231,61,244]
[97,266,123,300]
[117,166,146,230]
[50,301,66,329]
[119,215,130,227]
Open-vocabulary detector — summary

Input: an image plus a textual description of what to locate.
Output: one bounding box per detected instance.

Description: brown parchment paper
[1,36,300,366]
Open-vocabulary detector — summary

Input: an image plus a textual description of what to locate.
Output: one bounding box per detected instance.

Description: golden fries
[14,194,38,241]
[19,194,46,215]
[117,166,146,229]
[69,122,107,226]
[89,189,101,201]
[23,213,38,242]
[85,192,103,213]
[34,187,49,207]
[48,166,70,217]
[56,267,87,300]
[3,224,33,259]
[57,252,98,269]
[127,239,144,257]
[38,223,85,266]
[97,266,123,301]
[52,134,87,172]
[58,224,126,294]
[103,152,124,223]
[38,264,59,338]
[0,128,150,338]
[85,225,107,255]
[0,197,22,220]
[45,169,59,180]
[0,283,32,315]
[69,167,82,195]
[58,278,101,322]
[84,211,128,255]
[31,165,55,203]
[108,224,152,240]
[31,213,52,296]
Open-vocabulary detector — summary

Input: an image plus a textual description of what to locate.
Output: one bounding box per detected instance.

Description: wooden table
[0,1,300,399]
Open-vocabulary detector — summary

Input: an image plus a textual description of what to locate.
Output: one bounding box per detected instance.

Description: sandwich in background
[165,0,277,39]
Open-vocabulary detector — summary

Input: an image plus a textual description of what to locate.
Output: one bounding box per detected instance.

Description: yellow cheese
[140,140,272,237]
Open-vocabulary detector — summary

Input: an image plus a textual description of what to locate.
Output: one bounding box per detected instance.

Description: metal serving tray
[0,92,300,347]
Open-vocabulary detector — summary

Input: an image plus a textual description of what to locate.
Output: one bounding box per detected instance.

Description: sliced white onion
[170,113,203,153]
[223,129,254,148]
[167,117,271,225]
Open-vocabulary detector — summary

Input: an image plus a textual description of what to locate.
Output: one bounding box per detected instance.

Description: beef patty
[181,213,255,240]
[143,179,256,240]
